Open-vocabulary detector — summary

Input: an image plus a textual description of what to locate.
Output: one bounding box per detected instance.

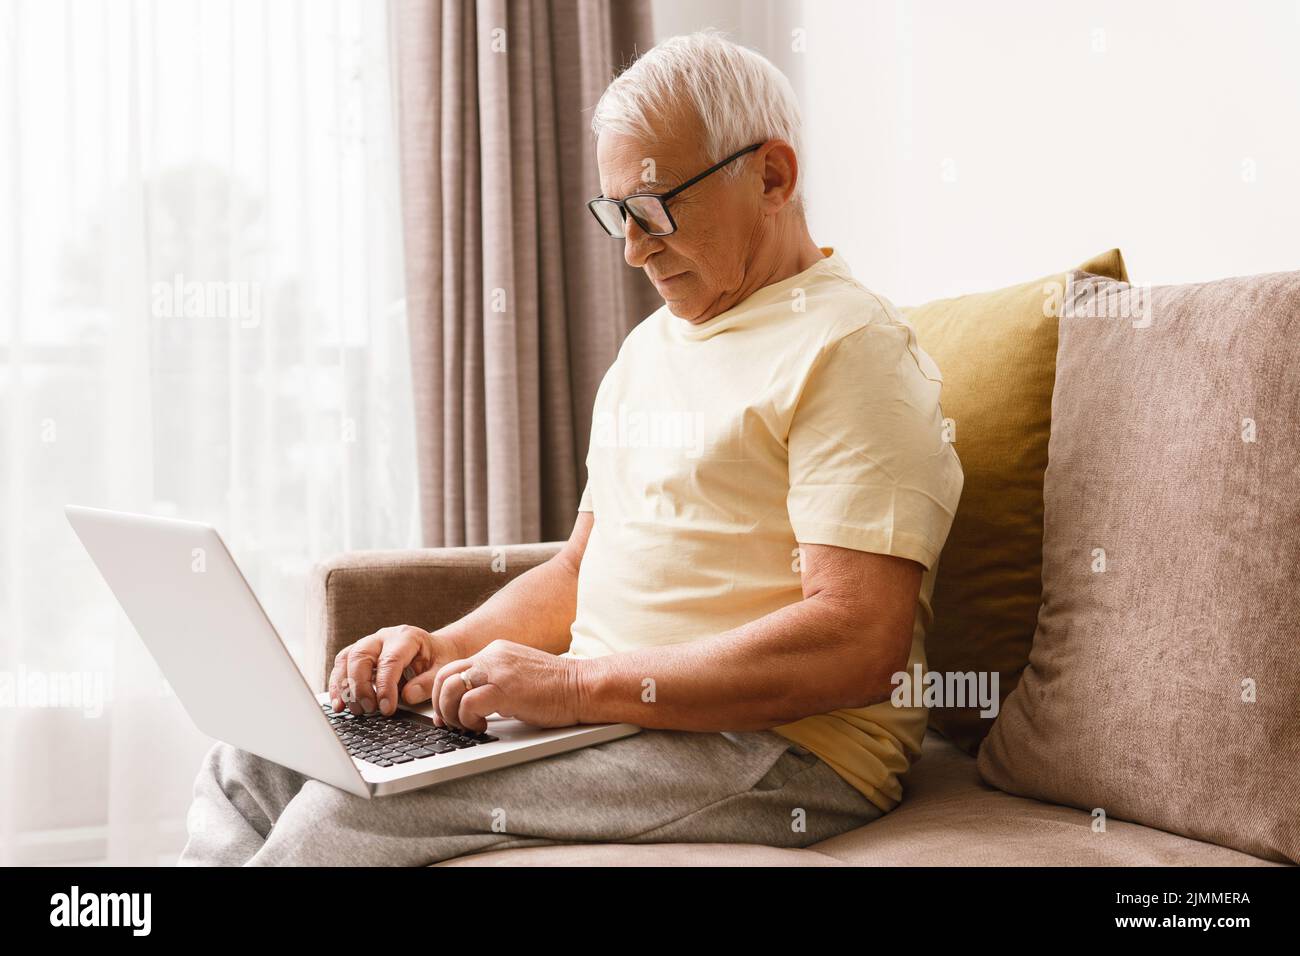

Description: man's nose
[622,216,660,269]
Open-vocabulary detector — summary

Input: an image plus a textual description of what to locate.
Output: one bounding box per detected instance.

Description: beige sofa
[304,543,1281,867]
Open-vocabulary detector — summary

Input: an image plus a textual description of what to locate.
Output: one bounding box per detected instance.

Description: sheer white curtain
[0,0,417,864]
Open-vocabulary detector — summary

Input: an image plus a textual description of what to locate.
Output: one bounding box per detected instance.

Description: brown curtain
[391,0,659,547]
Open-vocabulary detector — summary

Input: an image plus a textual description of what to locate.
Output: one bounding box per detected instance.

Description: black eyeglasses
[587,142,763,238]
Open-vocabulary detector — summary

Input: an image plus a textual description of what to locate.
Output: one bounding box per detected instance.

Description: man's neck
[715,223,825,318]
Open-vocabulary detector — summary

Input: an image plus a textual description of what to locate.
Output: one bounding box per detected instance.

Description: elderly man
[181,32,962,866]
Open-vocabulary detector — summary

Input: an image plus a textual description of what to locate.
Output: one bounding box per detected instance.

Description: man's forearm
[573,596,903,732]
[434,554,579,659]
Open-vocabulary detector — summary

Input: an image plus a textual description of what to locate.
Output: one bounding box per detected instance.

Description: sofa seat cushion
[438,732,1278,866]
[436,841,842,866]
[815,733,1280,866]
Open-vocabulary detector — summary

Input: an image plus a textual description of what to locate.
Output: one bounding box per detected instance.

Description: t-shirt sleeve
[578,478,593,514]
[786,322,963,570]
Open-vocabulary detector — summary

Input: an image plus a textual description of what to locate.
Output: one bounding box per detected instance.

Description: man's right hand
[328,625,464,717]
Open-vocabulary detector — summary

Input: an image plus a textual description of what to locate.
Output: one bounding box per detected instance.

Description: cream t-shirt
[566,247,964,812]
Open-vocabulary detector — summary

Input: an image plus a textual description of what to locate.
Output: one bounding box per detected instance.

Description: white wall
[652,0,806,88]
[654,0,1300,304]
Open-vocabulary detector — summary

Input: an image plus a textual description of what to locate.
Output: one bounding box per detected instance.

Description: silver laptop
[65,505,640,798]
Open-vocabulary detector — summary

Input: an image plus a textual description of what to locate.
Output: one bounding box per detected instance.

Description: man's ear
[757,140,799,211]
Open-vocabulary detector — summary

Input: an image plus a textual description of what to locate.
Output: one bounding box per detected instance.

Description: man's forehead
[600,161,681,197]
[597,131,703,197]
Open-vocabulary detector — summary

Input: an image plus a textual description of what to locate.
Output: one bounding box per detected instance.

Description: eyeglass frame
[586,141,765,238]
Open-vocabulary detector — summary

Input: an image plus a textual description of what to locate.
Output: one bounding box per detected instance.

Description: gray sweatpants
[178,727,884,866]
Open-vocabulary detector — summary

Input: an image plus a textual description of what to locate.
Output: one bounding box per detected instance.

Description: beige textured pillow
[977,270,1300,863]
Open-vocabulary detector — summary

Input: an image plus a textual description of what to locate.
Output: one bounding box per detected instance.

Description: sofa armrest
[302,542,565,691]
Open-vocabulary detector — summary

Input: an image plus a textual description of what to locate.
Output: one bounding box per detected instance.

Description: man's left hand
[401,639,583,733]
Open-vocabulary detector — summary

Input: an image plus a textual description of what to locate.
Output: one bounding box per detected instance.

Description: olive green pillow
[901,249,1128,755]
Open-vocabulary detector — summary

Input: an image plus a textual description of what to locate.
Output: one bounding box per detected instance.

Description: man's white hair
[591,30,806,206]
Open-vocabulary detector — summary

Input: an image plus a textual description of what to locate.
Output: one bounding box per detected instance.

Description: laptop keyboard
[321,702,497,768]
